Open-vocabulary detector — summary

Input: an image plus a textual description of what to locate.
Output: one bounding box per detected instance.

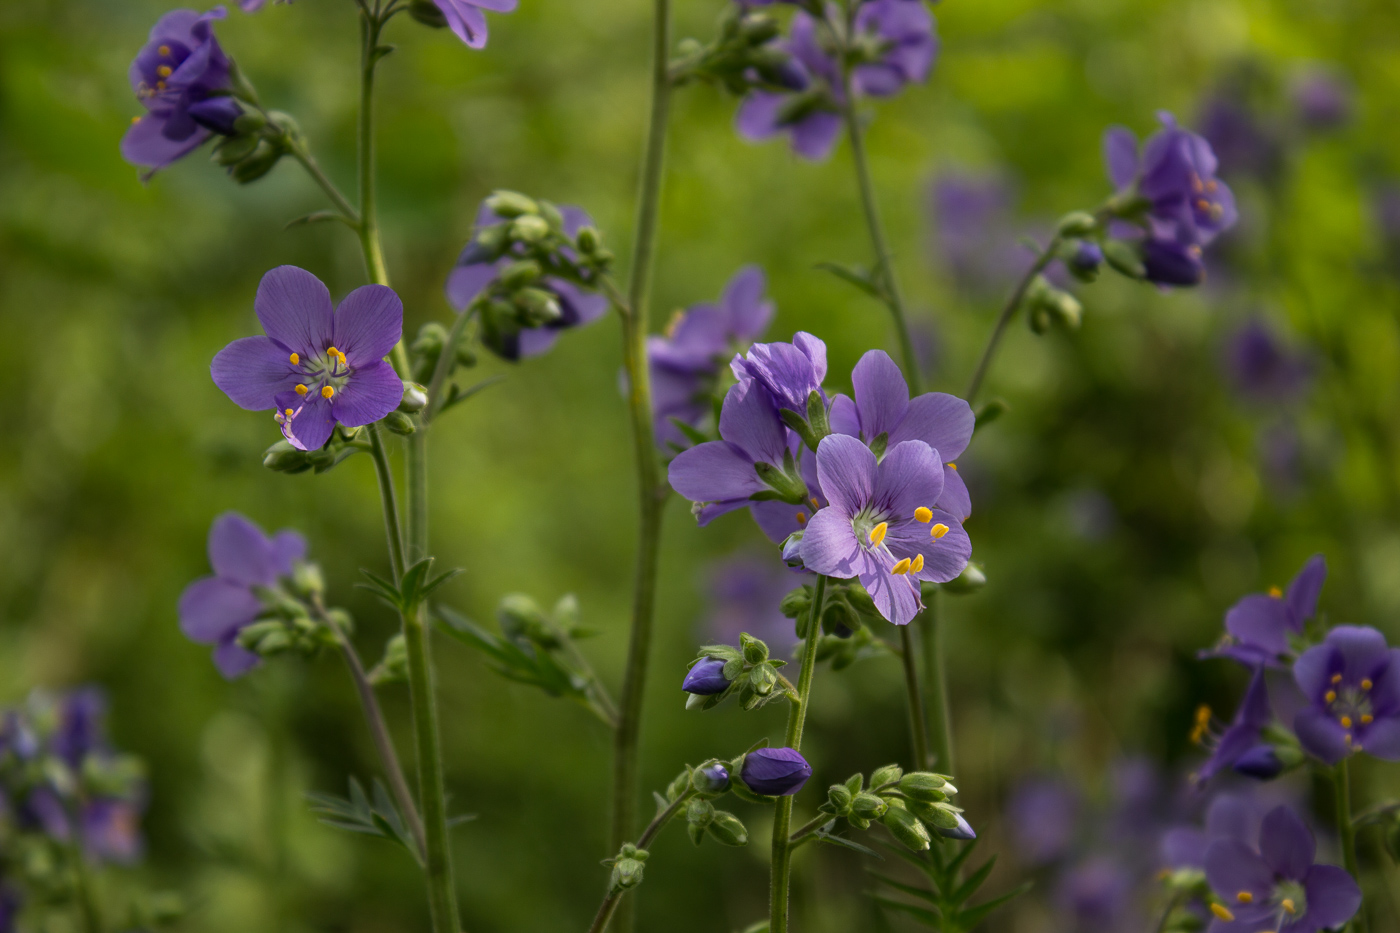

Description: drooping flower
[730,331,828,414]
[1224,320,1312,404]
[1292,625,1400,764]
[828,350,974,520]
[736,13,844,160]
[682,658,732,695]
[446,202,607,361]
[649,266,774,448]
[429,0,518,49]
[740,747,811,796]
[799,434,970,625]
[1191,669,1283,785]
[178,512,307,678]
[1203,555,1325,669]
[121,7,241,172]
[1203,805,1360,933]
[211,266,404,450]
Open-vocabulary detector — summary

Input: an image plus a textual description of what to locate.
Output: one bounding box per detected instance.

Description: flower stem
[288,143,360,225]
[963,237,1060,405]
[69,844,104,933]
[897,625,930,770]
[367,423,406,579]
[1336,759,1369,933]
[608,0,672,926]
[918,590,953,774]
[586,791,693,933]
[770,575,828,933]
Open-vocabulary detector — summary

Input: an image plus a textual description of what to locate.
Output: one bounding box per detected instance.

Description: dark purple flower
[799,434,970,625]
[1192,669,1280,785]
[50,688,107,770]
[1141,236,1206,286]
[702,553,799,659]
[211,266,404,450]
[1204,805,1360,933]
[850,0,937,98]
[1162,791,1267,870]
[828,350,974,520]
[683,658,732,695]
[730,331,828,414]
[446,203,607,361]
[1007,776,1081,864]
[1056,857,1133,932]
[82,797,144,864]
[1224,320,1312,404]
[736,13,843,160]
[1291,70,1351,131]
[650,266,774,448]
[1292,625,1400,764]
[1204,555,1326,669]
[121,8,237,172]
[178,512,307,678]
[431,0,517,48]
[740,747,811,796]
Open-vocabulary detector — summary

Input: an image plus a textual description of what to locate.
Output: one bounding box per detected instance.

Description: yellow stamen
[1236,891,1254,904]
[158,45,171,56]
[337,350,347,366]
[1362,714,1374,724]
[1281,899,1296,915]
[795,512,807,525]
[1332,673,1343,684]
[1268,586,1283,598]
[327,346,338,356]
[664,309,684,339]
[910,554,924,573]
[891,558,912,575]
[157,65,172,78]
[1362,678,1373,690]
[1190,704,1211,744]
[1325,690,1337,703]
[295,384,308,396]
[283,408,294,418]
[810,497,820,509]
[290,352,299,365]
[131,116,140,124]
[1191,174,1204,193]
[868,522,888,546]
[914,507,933,523]
[1345,733,1354,746]
[947,462,958,471]
[321,385,335,399]
[930,523,949,540]
[1340,716,1353,729]
[156,80,166,91]
[1210,904,1234,922]
[1196,198,1210,211]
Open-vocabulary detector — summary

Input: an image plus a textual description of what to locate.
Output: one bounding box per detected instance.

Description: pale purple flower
[1291,70,1351,131]
[1292,625,1400,764]
[432,0,518,49]
[1198,93,1282,182]
[850,0,937,98]
[1056,857,1134,932]
[1203,555,1326,669]
[211,266,404,451]
[730,331,828,413]
[740,747,811,796]
[178,512,307,678]
[1224,320,1312,404]
[798,434,970,625]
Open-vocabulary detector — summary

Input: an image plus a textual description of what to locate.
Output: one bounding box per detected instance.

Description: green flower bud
[382,411,416,436]
[236,619,283,649]
[779,585,812,620]
[232,109,266,134]
[706,810,749,846]
[263,440,312,473]
[826,782,853,814]
[820,597,858,636]
[869,764,903,788]
[898,772,950,802]
[407,0,449,26]
[609,856,646,894]
[882,804,931,851]
[291,560,324,598]
[497,594,553,644]
[510,214,551,243]
[741,633,769,664]
[850,792,888,822]
[212,133,260,166]
[538,200,565,232]
[749,663,777,695]
[499,259,542,288]
[940,561,986,595]
[515,287,562,325]
[255,628,293,655]
[399,382,429,413]
[914,801,961,830]
[369,632,408,686]
[229,139,283,184]
[575,226,602,254]
[1056,211,1098,237]
[1103,239,1147,279]
[686,798,715,827]
[484,190,539,218]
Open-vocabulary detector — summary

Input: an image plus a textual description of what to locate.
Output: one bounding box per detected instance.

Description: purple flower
[702,553,799,659]
[1224,320,1312,404]
[121,7,238,172]
[1204,555,1326,669]
[446,203,607,361]
[650,266,774,449]
[1192,669,1281,785]
[178,512,307,678]
[736,13,844,160]
[730,331,828,414]
[0,882,19,933]
[82,797,144,864]
[1204,805,1360,933]
[0,712,38,761]
[682,658,732,695]
[828,350,974,520]
[430,0,518,48]
[1291,70,1351,131]
[1141,236,1206,286]
[1292,625,1400,764]
[740,747,811,796]
[849,0,938,98]
[211,266,404,451]
[798,434,970,625]
[50,688,107,770]
[1007,776,1081,864]
[1162,792,1263,870]
[1056,857,1134,932]
[747,439,827,544]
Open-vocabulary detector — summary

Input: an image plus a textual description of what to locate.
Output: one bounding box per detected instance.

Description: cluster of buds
[781,580,888,670]
[604,842,649,896]
[204,64,303,185]
[682,634,790,711]
[670,5,799,95]
[820,765,972,852]
[233,561,350,662]
[411,318,475,387]
[671,762,749,847]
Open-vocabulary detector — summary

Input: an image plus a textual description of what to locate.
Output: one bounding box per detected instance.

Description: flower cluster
[819,765,972,851]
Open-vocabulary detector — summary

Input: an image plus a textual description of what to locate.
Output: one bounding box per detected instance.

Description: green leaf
[815,261,885,300]
[421,567,463,600]
[867,872,938,904]
[951,855,996,905]
[813,830,882,858]
[284,211,357,230]
[356,569,403,611]
[668,416,710,447]
[954,880,1032,929]
[870,894,941,927]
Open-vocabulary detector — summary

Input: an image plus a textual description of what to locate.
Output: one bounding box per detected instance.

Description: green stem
[1152,891,1183,933]
[1336,760,1368,933]
[918,590,953,774]
[70,844,104,933]
[788,813,831,847]
[840,75,920,394]
[424,309,475,420]
[609,0,672,924]
[367,423,406,580]
[288,143,360,224]
[963,237,1061,405]
[898,625,930,770]
[770,575,828,933]
[586,791,693,933]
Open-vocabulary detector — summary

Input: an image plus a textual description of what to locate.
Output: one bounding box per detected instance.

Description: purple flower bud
[187,96,244,135]
[1232,744,1284,780]
[694,763,731,794]
[1141,237,1205,286]
[682,658,732,695]
[740,747,812,796]
[1069,241,1104,275]
[938,812,976,840]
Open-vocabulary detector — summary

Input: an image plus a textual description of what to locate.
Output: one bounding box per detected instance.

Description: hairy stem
[964,238,1060,405]
[898,625,930,770]
[587,791,693,933]
[770,575,829,933]
[918,590,953,774]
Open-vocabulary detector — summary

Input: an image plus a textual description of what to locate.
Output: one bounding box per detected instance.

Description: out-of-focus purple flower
[929,173,1030,293]
[447,202,607,361]
[650,266,774,449]
[122,8,238,172]
[1192,669,1282,785]
[799,434,970,625]
[1374,185,1400,273]
[1069,241,1104,276]
[211,266,405,451]
[1162,791,1270,870]
[730,331,828,413]
[0,712,38,762]
[1224,319,1312,403]
[1007,776,1081,864]
[20,786,71,840]
[828,350,974,520]
[1204,805,1360,933]
[82,797,144,864]
[740,747,811,796]
[50,688,107,770]
[850,0,937,98]
[736,13,843,160]
[702,553,799,659]
[1292,625,1400,764]
[178,512,307,678]
[682,658,732,695]
[1291,69,1352,131]
[1259,422,1306,496]
[1056,856,1134,932]
[1198,94,1282,182]
[1203,554,1326,669]
[430,0,517,49]
[1141,237,1206,286]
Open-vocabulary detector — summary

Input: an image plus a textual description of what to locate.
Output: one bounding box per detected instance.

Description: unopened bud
[898,772,950,802]
[780,586,812,619]
[706,810,749,846]
[576,226,601,254]
[740,633,769,664]
[685,798,715,827]
[691,763,731,795]
[1056,211,1098,237]
[399,382,428,413]
[869,764,903,788]
[537,201,565,232]
[882,804,931,851]
[510,214,550,243]
[382,411,416,435]
[484,190,539,218]
[499,259,542,288]
[263,441,312,473]
[850,792,888,822]
[515,287,562,325]
[826,783,853,813]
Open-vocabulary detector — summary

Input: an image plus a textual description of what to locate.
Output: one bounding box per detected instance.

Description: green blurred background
[4,0,1400,929]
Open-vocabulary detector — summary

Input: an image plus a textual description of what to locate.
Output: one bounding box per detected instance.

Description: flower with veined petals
[211,266,404,451]
[730,331,827,414]
[431,0,518,49]
[1291,625,1400,764]
[178,512,307,678]
[799,434,970,625]
[1203,555,1325,669]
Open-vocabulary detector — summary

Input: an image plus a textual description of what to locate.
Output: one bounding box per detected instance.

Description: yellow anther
[1362,714,1374,725]
[914,507,933,523]
[1362,678,1373,690]
[795,512,807,526]
[321,385,335,399]
[156,80,166,91]
[337,350,347,365]
[1332,673,1343,684]
[1191,174,1204,193]
[1196,198,1210,211]
[157,64,172,77]
[1210,904,1235,922]
[1325,690,1337,703]
[158,45,171,56]
[283,408,294,418]
[1281,899,1296,915]
[131,116,140,124]
[1236,891,1253,903]
[891,558,912,575]
[1206,179,1219,193]
[1268,586,1283,598]
[327,346,338,356]
[868,522,888,546]
[1340,716,1353,729]
[289,352,299,365]
[294,384,309,396]
[947,462,958,471]
[931,523,949,540]
[1190,704,1211,744]
[810,497,820,509]
[910,554,924,573]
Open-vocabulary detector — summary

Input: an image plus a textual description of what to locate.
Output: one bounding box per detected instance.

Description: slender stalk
[367,423,406,580]
[357,13,389,290]
[288,143,360,224]
[963,238,1060,405]
[770,575,829,933]
[897,626,930,770]
[586,791,693,933]
[1336,760,1368,933]
[424,309,476,419]
[1152,891,1184,933]
[918,591,953,774]
[788,814,831,847]
[69,844,104,933]
[609,0,673,925]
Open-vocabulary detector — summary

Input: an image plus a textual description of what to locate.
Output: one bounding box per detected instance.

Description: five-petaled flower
[1204,554,1326,669]
[799,434,970,625]
[178,512,308,678]
[1292,625,1400,764]
[122,7,243,172]
[212,265,405,450]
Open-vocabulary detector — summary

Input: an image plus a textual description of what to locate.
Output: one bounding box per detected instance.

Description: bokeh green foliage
[3,0,1400,929]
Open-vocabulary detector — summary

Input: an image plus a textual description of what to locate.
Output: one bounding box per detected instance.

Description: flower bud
[575,226,601,254]
[212,133,260,166]
[1103,239,1147,279]
[499,259,542,289]
[937,812,977,841]
[382,411,416,436]
[882,803,932,851]
[740,633,769,664]
[869,764,903,788]
[686,797,715,827]
[369,633,409,686]
[821,596,858,637]
[291,561,324,598]
[682,658,731,696]
[514,287,562,325]
[826,782,853,813]
[399,382,429,413]
[1067,241,1104,283]
[1056,211,1099,237]
[1233,744,1286,780]
[510,214,551,243]
[706,810,749,846]
[263,440,312,473]
[739,748,812,797]
[484,190,539,218]
[850,792,888,822]
[407,0,449,26]
[537,200,566,232]
[898,772,949,802]
[692,763,730,795]
[748,662,778,695]
[914,801,961,831]
[608,849,648,894]
[229,139,284,184]
[940,561,986,595]
[232,109,266,134]
[781,531,805,569]
[780,586,812,620]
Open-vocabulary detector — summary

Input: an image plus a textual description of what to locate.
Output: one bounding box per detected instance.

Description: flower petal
[936,465,971,521]
[668,441,768,505]
[1285,553,1326,630]
[723,265,774,340]
[1302,864,1361,931]
[736,91,785,143]
[255,266,335,357]
[331,360,403,427]
[437,0,488,48]
[269,530,307,575]
[851,350,909,441]
[718,379,788,466]
[814,434,877,514]
[1293,642,1335,701]
[213,638,261,680]
[861,565,922,625]
[799,508,869,579]
[333,285,403,367]
[446,258,503,311]
[874,440,944,518]
[1225,594,1291,659]
[276,391,336,451]
[893,392,975,460]
[749,500,808,545]
[178,576,259,644]
[207,512,278,585]
[887,509,970,583]
[1259,806,1314,880]
[789,110,842,161]
[1203,839,1273,904]
[121,113,209,170]
[211,335,303,411]
[1329,625,1391,683]
[828,394,861,438]
[1293,708,1350,765]
[1102,126,1139,189]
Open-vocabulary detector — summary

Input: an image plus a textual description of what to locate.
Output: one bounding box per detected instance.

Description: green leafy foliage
[868,840,1030,933]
